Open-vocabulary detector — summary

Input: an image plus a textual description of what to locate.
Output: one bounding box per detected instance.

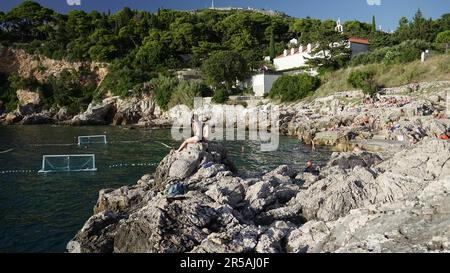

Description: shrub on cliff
[0,73,18,112]
[268,74,320,102]
[97,60,153,98]
[435,30,450,52]
[347,70,379,96]
[212,88,229,104]
[350,39,431,66]
[149,76,179,111]
[167,81,210,109]
[45,69,97,112]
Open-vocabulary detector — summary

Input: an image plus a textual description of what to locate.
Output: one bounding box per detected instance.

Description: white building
[252,72,281,97]
[250,19,369,96]
[273,43,326,72]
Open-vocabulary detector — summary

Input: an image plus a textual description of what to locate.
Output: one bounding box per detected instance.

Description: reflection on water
[0,125,331,252]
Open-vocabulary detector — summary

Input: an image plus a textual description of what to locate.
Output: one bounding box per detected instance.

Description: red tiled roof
[349,37,370,45]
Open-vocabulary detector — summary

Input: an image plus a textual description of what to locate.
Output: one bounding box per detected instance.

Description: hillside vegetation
[0,1,449,112]
[312,53,450,100]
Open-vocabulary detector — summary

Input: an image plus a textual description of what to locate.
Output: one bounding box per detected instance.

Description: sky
[0,0,448,31]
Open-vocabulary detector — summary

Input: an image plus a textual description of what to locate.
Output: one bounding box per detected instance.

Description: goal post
[77,135,107,145]
[38,154,97,173]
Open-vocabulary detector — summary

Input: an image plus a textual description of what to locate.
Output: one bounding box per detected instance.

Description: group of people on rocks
[363,96,411,109]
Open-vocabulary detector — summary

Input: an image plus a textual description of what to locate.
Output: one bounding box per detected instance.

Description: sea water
[0,125,331,252]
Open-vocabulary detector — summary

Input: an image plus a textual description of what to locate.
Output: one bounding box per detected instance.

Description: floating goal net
[77,135,107,145]
[38,154,97,173]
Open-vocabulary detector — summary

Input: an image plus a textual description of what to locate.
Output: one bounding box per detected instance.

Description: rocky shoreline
[63,80,450,253]
[66,136,450,253]
[0,92,173,128]
[2,73,450,252]
[2,80,449,153]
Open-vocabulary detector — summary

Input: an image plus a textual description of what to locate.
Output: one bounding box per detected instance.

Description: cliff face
[0,47,108,85]
[0,47,169,126]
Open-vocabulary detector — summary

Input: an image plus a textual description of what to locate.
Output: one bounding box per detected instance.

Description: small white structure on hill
[335,18,344,33]
[252,72,281,97]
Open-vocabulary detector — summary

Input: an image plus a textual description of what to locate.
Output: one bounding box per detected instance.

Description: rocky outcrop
[287,177,450,253]
[67,137,450,253]
[0,47,107,84]
[67,143,300,253]
[65,94,167,126]
[291,138,450,222]
[69,101,116,125]
[153,143,236,190]
[326,151,383,170]
[20,111,55,125]
[16,89,42,116]
[0,47,168,126]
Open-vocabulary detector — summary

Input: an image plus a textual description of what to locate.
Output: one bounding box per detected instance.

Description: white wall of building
[273,53,307,71]
[252,73,281,97]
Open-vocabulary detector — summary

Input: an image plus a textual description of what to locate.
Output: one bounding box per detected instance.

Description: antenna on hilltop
[211,0,215,9]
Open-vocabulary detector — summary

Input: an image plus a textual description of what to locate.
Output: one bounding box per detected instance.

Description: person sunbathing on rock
[177,114,210,152]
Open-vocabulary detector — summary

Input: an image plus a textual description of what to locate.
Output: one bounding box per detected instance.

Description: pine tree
[269,28,275,61]
[372,15,376,32]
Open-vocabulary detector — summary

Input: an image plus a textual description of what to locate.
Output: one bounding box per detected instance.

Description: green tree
[269,27,276,61]
[5,0,55,42]
[436,30,450,52]
[134,38,169,71]
[396,16,410,41]
[347,70,379,96]
[269,74,320,102]
[436,13,450,33]
[372,15,377,32]
[98,60,152,98]
[343,21,372,38]
[168,81,209,109]
[201,50,248,89]
[289,17,321,44]
[212,88,229,104]
[149,76,179,110]
[307,21,351,71]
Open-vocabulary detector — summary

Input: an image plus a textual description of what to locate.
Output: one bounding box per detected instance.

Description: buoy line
[0,169,35,174]
[108,162,158,168]
[0,148,14,154]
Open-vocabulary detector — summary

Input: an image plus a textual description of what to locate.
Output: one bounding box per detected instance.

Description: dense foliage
[0,72,19,112]
[0,1,292,68]
[0,1,449,109]
[436,30,450,51]
[211,88,229,104]
[149,76,179,111]
[97,59,154,98]
[167,81,210,109]
[269,74,320,102]
[43,69,97,113]
[201,51,249,89]
[347,70,379,96]
[349,39,432,66]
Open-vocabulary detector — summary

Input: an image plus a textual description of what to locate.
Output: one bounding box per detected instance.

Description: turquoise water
[0,125,331,253]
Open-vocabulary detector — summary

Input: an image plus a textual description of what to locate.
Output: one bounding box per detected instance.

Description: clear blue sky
[0,0,448,31]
